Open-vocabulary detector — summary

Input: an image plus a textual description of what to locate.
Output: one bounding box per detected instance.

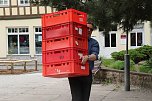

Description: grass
[139,64,152,73]
[102,59,115,67]
[102,59,136,71]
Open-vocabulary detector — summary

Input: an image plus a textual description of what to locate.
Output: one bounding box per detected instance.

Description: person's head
[87,23,94,38]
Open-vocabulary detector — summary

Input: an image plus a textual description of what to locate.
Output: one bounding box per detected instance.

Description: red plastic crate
[42,22,88,39]
[42,48,87,64]
[42,35,88,51]
[42,60,89,78]
[42,9,87,27]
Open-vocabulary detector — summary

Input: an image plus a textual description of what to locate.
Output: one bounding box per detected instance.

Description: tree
[30,0,88,11]
[30,0,152,31]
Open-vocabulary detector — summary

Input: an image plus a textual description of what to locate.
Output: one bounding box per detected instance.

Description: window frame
[0,0,9,7]
[7,27,30,55]
[34,26,42,55]
[130,31,144,47]
[18,0,30,6]
[104,31,117,48]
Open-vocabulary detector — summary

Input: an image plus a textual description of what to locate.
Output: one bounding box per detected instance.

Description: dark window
[105,34,110,47]
[111,34,116,47]
[130,32,142,46]
[131,33,136,46]
[19,35,29,54]
[8,35,18,54]
[105,33,116,47]
[137,32,142,46]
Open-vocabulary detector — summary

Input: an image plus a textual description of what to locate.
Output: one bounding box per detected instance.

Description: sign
[121,35,126,45]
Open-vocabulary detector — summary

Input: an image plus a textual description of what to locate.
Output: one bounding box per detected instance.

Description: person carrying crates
[42,8,99,101]
[68,22,100,101]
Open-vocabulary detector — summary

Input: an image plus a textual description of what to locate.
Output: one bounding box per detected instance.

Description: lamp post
[124,28,130,91]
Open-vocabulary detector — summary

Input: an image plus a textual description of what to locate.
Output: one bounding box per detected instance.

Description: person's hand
[81,55,88,65]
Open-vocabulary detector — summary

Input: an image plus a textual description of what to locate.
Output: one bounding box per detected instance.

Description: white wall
[91,30,118,58]
[0,18,42,58]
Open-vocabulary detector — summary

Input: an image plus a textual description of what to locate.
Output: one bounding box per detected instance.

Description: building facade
[92,22,152,58]
[0,0,54,63]
[0,0,152,63]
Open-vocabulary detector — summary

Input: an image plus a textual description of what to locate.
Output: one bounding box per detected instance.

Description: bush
[111,45,152,64]
[139,57,152,73]
[136,45,152,60]
[129,49,145,64]
[146,56,152,67]
[111,50,125,61]
[130,60,136,71]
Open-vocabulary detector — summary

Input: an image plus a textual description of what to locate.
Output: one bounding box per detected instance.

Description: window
[105,33,116,47]
[8,27,29,54]
[130,32,143,46]
[35,27,42,54]
[0,0,9,6]
[18,0,30,6]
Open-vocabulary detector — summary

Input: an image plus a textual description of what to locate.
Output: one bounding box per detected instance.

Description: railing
[0,59,38,74]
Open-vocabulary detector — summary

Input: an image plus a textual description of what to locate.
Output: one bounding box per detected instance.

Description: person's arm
[81,54,96,65]
[81,40,99,65]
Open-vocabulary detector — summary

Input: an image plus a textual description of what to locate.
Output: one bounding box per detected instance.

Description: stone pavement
[0,72,152,101]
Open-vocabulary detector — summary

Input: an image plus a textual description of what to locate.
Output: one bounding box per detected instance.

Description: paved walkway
[0,72,152,101]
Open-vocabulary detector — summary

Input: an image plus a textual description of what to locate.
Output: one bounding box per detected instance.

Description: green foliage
[138,57,152,73]
[146,57,152,67]
[30,0,89,12]
[102,58,152,73]
[130,60,136,71]
[88,0,152,32]
[136,45,152,60]
[109,60,124,70]
[111,45,152,64]
[102,59,115,67]
[108,60,135,71]
[148,69,152,74]
[111,50,125,61]
[31,0,152,33]
[139,65,152,73]
[129,49,145,64]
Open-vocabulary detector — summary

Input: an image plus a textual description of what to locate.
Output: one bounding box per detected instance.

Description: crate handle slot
[74,12,84,17]
[54,51,61,53]
[53,14,60,17]
[77,38,82,41]
[54,39,61,42]
[78,50,83,53]
[54,64,62,66]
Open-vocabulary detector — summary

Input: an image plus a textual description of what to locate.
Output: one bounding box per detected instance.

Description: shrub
[139,57,152,73]
[146,56,152,67]
[130,60,136,71]
[111,50,125,61]
[111,45,152,63]
[129,49,145,63]
[148,69,152,73]
[136,45,152,60]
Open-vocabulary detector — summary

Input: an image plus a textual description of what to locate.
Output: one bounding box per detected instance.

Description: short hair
[87,22,96,30]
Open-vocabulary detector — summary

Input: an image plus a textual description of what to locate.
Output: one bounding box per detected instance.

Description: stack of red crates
[42,9,89,78]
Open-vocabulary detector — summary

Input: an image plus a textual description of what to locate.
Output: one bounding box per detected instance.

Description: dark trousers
[68,71,92,101]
